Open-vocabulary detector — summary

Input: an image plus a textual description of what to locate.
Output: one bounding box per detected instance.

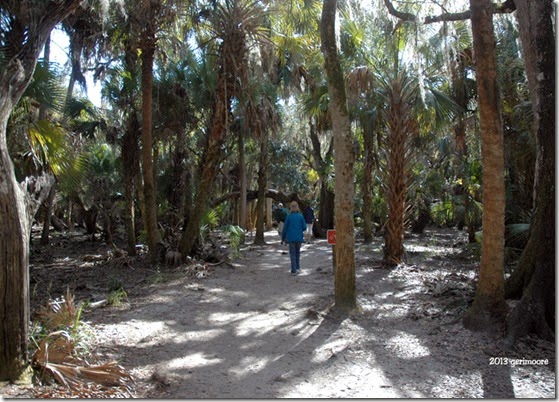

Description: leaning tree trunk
[179,4,250,256]
[0,0,82,381]
[504,0,555,342]
[179,71,231,256]
[463,0,508,332]
[321,0,357,312]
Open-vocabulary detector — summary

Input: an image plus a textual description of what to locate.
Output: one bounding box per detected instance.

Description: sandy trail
[84,230,555,398]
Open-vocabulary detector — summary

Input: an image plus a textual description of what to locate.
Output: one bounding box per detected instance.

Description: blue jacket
[281,212,307,243]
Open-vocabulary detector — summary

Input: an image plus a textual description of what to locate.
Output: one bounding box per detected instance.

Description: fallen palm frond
[35,288,78,331]
[33,329,133,394]
[31,292,134,396]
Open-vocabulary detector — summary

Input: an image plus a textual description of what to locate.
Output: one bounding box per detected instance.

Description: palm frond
[423,88,463,128]
[24,61,66,114]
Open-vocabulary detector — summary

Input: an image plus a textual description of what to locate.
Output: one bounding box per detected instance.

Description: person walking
[302,204,315,243]
[274,203,289,237]
[281,201,307,275]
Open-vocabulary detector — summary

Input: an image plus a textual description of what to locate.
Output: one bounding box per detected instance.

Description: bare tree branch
[210,189,308,209]
[383,0,516,24]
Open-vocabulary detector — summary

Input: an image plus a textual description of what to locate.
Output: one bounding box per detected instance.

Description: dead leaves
[31,290,134,397]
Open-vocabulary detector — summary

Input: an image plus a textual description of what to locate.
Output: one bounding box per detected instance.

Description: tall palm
[102,45,143,255]
[369,59,459,265]
[376,68,418,265]
[118,0,188,262]
[180,0,269,256]
[241,81,280,244]
[138,0,160,262]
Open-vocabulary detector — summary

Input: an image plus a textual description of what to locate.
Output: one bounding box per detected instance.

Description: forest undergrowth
[0,227,555,398]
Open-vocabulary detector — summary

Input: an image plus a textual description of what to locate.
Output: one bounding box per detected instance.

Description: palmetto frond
[25,61,66,113]
[210,0,269,43]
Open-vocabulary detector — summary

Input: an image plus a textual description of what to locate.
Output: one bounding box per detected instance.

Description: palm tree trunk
[451,49,477,243]
[140,36,159,262]
[40,184,56,245]
[309,118,335,236]
[362,122,374,243]
[463,0,507,331]
[254,126,268,245]
[122,111,140,256]
[179,87,229,256]
[383,75,414,265]
[321,0,357,312]
[238,129,247,230]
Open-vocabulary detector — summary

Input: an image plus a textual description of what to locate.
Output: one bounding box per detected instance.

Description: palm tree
[179,0,269,256]
[377,68,419,265]
[138,0,160,262]
[113,0,189,262]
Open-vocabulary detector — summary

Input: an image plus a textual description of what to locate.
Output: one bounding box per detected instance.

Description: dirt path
[83,230,554,398]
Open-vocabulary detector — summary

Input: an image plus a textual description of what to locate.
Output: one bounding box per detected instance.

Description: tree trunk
[504,0,555,342]
[362,122,374,243]
[463,0,508,332]
[170,136,187,226]
[321,0,357,312]
[451,48,477,243]
[179,7,249,256]
[383,74,414,266]
[40,183,56,245]
[238,129,247,230]
[0,148,53,381]
[122,110,140,256]
[309,118,335,237]
[140,34,159,262]
[318,183,335,236]
[0,112,32,381]
[179,80,230,256]
[266,194,273,230]
[254,127,268,245]
[0,1,82,380]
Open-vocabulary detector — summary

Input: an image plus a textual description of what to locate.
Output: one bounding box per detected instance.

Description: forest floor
[1,227,556,399]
